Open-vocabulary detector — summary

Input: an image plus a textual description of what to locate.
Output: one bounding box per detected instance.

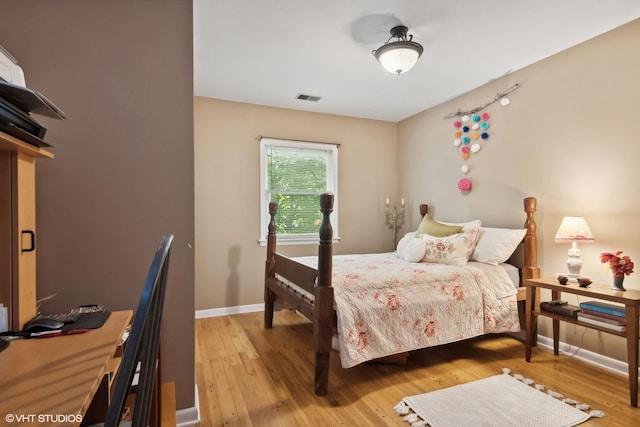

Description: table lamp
[554,216,595,281]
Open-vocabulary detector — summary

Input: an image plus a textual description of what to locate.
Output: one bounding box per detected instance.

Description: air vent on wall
[296,94,322,102]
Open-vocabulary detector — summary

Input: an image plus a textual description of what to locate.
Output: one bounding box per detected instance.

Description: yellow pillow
[415,214,463,237]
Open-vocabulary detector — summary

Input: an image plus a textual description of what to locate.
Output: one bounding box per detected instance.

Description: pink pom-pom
[453,120,462,128]
[458,178,472,192]
[481,112,490,121]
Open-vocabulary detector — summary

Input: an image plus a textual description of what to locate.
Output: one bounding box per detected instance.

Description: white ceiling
[194,0,640,123]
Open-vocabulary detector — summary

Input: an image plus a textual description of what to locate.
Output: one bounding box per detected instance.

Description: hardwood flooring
[195,310,638,426]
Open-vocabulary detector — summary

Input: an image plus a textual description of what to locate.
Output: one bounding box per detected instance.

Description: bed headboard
[520,197,540,282]
[267,195,539,287]
[417,198,539,285]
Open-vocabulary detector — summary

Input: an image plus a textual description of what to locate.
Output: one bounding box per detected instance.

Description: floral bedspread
[294,253,520,368]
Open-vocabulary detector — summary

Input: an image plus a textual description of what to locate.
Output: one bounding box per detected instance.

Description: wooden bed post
[264,202,277,329]
[522,197,540,281]
[314,193,334,396]
[522,197,541,344]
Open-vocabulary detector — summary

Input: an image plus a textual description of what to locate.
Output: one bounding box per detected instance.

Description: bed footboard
[263,193,335,395]
[314,193,334,395]
[264,202,278,329]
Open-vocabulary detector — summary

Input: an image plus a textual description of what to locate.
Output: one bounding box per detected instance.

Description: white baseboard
[195,303,264,319]
[176,384,200,426]
[537,334,640,379]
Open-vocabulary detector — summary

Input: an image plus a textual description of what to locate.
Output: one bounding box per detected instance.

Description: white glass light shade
[375,41,423,75]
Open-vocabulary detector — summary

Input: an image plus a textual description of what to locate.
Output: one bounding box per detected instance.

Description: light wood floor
[195,310,638,426]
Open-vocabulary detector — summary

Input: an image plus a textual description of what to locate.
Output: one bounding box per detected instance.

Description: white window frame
[259,137,339,246]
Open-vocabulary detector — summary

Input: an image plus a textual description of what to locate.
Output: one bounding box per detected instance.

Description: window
[259,138,339,245]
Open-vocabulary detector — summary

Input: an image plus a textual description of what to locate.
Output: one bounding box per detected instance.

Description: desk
[0,310,132,426]
[524,278,640,407]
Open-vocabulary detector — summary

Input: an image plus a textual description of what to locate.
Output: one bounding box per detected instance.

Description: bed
[264,193,540,395]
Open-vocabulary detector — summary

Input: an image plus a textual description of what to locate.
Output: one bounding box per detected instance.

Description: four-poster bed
[264,193,540,395]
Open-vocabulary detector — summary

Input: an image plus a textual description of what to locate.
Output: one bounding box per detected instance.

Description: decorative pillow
[439,219,482,259]
[414,214,463,237]
[420,234,470,266]
[401,238,428,263]
[471,227,526,266]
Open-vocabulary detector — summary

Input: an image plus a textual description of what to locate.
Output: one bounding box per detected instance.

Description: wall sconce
[385,196,406,247]
[554,216,595,281]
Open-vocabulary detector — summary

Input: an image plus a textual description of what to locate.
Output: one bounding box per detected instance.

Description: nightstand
[524,277,640,407]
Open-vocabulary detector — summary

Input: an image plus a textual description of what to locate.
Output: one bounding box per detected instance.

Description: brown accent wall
[0,1,195,410]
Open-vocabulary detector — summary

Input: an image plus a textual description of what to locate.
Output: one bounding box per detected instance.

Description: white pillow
[420,233,471,266]
[471,227,526,266]
[396,232,415,255]
[401,238,428,262]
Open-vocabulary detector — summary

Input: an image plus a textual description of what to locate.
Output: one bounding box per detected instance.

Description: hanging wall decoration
[445,83,521,193]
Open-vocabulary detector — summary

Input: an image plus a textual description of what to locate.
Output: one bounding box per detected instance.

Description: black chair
[102,234,174,426]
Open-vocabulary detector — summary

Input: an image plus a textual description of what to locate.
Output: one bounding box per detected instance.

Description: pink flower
[357,331,368,349]
[387,294,401,311]
[423,321,436,337]
[452,285,464,300]
[601,251,634,277]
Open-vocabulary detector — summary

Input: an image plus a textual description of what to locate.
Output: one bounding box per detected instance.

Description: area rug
[394,369,604,427]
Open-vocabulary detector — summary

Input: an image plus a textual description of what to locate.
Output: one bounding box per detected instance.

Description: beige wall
[194,98,397,310]
[0,1,195,410]
[398,19,640,363]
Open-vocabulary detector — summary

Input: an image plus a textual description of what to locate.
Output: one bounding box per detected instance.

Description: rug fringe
[588,410,605,418]
[403,413,419,423]
[395,368,605,426]
[394,401,410,415]
[547,390,564,399]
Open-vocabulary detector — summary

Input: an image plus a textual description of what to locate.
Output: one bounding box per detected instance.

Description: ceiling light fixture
[372,25,423,75]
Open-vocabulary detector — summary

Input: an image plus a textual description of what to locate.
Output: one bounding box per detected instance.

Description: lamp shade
[554,216,595,243]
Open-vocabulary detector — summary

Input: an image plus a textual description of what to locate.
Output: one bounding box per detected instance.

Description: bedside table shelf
[537,309,627,337]
[524,277,640,407]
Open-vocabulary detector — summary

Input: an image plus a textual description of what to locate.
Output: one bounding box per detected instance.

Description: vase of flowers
[601,251,634,291]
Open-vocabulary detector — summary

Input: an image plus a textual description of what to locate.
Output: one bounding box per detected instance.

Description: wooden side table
[524,277,640,407]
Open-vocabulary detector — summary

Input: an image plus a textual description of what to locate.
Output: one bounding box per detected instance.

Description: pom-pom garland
[449,110,492,193]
